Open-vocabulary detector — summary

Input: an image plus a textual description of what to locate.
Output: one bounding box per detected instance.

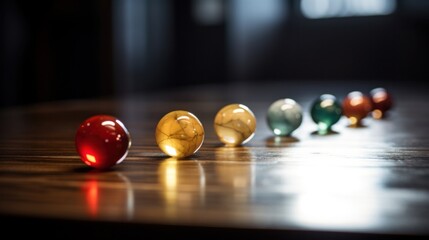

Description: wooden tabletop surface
[1,81,428,239]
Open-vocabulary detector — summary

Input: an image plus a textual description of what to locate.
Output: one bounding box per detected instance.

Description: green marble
[266,98,303,136]
[310,94,342,134]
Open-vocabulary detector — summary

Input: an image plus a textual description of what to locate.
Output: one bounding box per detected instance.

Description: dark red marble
[75,115,131,170]
[370,87,393,117]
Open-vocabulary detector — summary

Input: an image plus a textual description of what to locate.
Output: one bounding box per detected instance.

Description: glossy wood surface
[1,81,428,239]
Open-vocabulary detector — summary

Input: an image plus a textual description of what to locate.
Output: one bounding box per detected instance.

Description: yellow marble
[214,103,257,146]
[155,110,205,158]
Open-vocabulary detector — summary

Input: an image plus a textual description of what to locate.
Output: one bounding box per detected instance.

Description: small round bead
[267,98,303,136]
[310,94,342,134]
[155,110,204,158]
[214,103,257,146]
[342,91,373,126]
[75,115,131,170]
[370,87,393,119]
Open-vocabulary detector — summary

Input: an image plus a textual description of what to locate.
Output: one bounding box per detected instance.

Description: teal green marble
[266,98,303,136]
[310,94,342,134]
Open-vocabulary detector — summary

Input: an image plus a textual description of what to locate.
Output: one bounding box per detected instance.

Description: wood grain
[1,81,428,239]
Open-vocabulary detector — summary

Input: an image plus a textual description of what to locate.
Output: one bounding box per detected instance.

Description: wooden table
[1,81,428,239]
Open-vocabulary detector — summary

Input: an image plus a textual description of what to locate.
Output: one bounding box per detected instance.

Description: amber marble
[155,110,205,158]
[214,103,257,146]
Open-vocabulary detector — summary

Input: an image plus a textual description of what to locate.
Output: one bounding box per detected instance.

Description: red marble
[75,115,131,170]
[342,91,373,125]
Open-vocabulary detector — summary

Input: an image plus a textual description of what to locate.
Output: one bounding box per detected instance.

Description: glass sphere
[370,87,393,119]
[267,98,303,136]
[342,91,373,126]
[310,94,342,133]
[155,110,204,158]
[75,115,131,170]
[214,103,256,146]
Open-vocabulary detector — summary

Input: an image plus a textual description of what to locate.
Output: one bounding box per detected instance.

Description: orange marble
[342,91,373,126]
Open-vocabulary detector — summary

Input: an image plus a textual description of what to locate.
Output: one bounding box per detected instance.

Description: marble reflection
[158,158,206,218]
[265,136,299,147]
[215,146,254,162]
[214,147,255,199]
[81,172,134,219]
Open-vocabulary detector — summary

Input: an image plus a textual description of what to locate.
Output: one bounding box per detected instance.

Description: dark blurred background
[1,0,428,108]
